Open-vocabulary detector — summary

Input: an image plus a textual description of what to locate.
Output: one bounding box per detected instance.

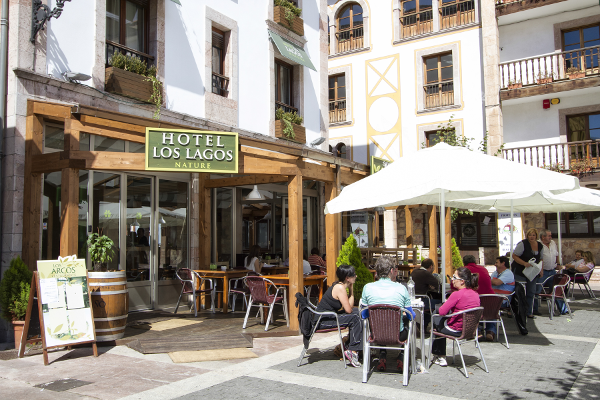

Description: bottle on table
[407,276,415,301]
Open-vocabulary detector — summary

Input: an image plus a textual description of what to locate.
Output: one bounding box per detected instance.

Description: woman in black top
[511,228,543,318]
[315,264,362,367]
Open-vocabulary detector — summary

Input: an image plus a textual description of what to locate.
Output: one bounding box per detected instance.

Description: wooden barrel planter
[89,271,129,342]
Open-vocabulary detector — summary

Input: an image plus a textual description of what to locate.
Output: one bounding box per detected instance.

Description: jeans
[317,308,363,351]
[515,274,538,316]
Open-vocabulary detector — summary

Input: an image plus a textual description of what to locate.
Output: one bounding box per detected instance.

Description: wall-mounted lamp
[310,137,326,147]
[63,71,91,83]
[31,0,71,43]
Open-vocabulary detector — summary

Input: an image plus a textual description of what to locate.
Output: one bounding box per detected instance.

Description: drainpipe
[0,0,9,264]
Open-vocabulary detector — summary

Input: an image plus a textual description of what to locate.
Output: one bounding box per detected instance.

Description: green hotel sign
[370,156,390,174]
[145,128,238,173]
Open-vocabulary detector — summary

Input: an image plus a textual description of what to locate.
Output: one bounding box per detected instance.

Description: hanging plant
[274,0,302,28]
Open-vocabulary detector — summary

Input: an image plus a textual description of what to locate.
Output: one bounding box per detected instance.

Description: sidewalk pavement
[2,292,600,400]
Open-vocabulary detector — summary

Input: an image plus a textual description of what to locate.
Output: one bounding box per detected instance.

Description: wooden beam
[445,207,451,275]
[405,206,413,248]
[501,77,600,101]
[325,182,339,284]
[60,168,79,257]
[496,0,567,17]
[22,114,44,270]
[64,118,80,151]
[72,151,146,171]
[79,114,147,134]
[428,206,438,272]
[70,118,145,143]
[241,145,299,161]
[30,153,81,173]
[288,174,303,332]
[31,101,71,119]
[197,174,211,269]
[205,175,289,188]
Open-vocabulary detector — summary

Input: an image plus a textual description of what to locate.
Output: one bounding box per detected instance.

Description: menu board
[37,257,95,347]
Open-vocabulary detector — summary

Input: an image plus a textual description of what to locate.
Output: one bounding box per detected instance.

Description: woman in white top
[244,245,263,274]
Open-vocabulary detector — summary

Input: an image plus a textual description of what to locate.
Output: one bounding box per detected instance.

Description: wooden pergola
[22,100,369,330]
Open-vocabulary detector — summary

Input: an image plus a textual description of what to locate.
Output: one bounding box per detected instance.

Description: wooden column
[288,174,303,331]
[445,207,451,275]
[59,119,80,257]
[427,205,438,273]
[405,206,413,248]
[325,182,339,284]
[22,114,44,270]
[197,173,211,268]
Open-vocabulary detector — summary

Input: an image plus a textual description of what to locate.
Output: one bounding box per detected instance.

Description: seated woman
[565,251,594,278]
[315,264,362,367]
[244,245,263,274]
[431,267,480,367]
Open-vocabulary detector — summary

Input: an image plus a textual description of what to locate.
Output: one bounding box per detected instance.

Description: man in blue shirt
[485,256,515,341]
[360,255,411,372]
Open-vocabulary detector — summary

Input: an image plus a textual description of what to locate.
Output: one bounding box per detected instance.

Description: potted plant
[567,67,585,80]
[274,0,304,36]
[87,233,116,272]
[507,78,522,90]
[0,256,33,349]
[336,235,374,305]
[105,52,163,119]
[536,71,555,84]
[275,107,306,144]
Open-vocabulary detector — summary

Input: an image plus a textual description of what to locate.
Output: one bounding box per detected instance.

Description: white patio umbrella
[448,188,600,263]
[324,143,580,301]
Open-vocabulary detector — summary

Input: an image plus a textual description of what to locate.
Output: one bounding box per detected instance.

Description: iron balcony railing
[401,9,434,38]
[424,81,454,109]
[329,100,347,124]
[106,40,154,67]
[499,44,600,89]
[212,72,230,97]
[336,26,364,53]
[502,140,600,170]
[275,101,298,115]
[440,0,475,30]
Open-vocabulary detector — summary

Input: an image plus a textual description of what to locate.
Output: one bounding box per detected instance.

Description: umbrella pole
[509,200,514,263]
[440,190,446,302]
[557,211,562,265]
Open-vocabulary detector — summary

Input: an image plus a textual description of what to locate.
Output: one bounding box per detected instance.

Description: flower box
[105,66,155,103]
[536,77,553,84]
[274,5,304,36]
[507,83,522,90]
[568,72,585,79]
[275,120,306,144]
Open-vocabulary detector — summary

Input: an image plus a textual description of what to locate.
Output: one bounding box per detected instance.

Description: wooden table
[266,274,327,302]
[194,270,248,314]
[261,266,290,275]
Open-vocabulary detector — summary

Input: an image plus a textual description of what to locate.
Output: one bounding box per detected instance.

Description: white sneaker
[433,356,447,367]
[344,350,362,368]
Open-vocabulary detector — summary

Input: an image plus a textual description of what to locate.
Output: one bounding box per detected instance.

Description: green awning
[268,31,316,71]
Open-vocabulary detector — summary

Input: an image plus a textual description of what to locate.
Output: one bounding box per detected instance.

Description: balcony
[499,45,600,100]
[401,10,434,38]
[399,0,475,40]
[329,100,347,124]
[336,27,364,53]
[106,40,154,67]
[424,81,454,109]
[440,0,475,30]
[212,72,230,97]
[496,0,571,17]
[503,140,600,175]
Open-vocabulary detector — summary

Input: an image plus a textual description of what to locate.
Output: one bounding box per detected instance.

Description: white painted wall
[328,0,485,165]
[499,4,600,62]
[165,0,324,141]
[46,0,96,85]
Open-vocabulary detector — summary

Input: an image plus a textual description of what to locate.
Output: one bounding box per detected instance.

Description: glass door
[281,196,313,260]
[125,175,154,310]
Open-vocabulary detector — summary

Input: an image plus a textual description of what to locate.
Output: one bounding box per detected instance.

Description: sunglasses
[451,275,463,281]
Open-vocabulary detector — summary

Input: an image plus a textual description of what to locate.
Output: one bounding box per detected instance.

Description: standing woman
[315,265,362,367]
[511,228,543,318]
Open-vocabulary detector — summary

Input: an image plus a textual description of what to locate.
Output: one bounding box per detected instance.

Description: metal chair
[539,273,572,320]
[228,275,249,312]
[296,295,347,368]
[242,275,289,331]
[479,294,510,348]
[174,268,215,316]
[361,305,413,386]
[428,307,489,378]
[570,266,596,299]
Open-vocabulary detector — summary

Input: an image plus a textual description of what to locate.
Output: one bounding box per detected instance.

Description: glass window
[78,171,89,259]
[92,172,121,271]
[546,211,600,238]
[276,61,292,106]
[44,124,64,152]
[95,137,125,152]
[158,180,188,274]
[567,113,600,142]
[80,133,90,151]
[125,1,144,51]
[106,0,147,53]
[106,0,120,44]
[216,188,233,264]
[42,171,62,260]
[128,141,145,153]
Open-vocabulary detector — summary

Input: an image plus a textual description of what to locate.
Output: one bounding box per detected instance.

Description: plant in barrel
[0,256,32,349]
[87,233,116,272]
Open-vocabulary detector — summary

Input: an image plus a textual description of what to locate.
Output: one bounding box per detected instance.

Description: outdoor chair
[228,275,249,312]
[296,294,348,368]
[174,268,215,316]
[242,275,289,331]
[361,305,413,386]
[539,273,572,320]
[428,307,489,378]
[569,266,596,299]
[479,294,510,348]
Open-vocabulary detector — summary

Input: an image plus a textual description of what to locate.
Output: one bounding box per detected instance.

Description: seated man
[410,258,441,330]
[307,247,326,268]
[564,249,584,270]
[464,255,494,295]
[360,255,411,372]
[485,256,515,341]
